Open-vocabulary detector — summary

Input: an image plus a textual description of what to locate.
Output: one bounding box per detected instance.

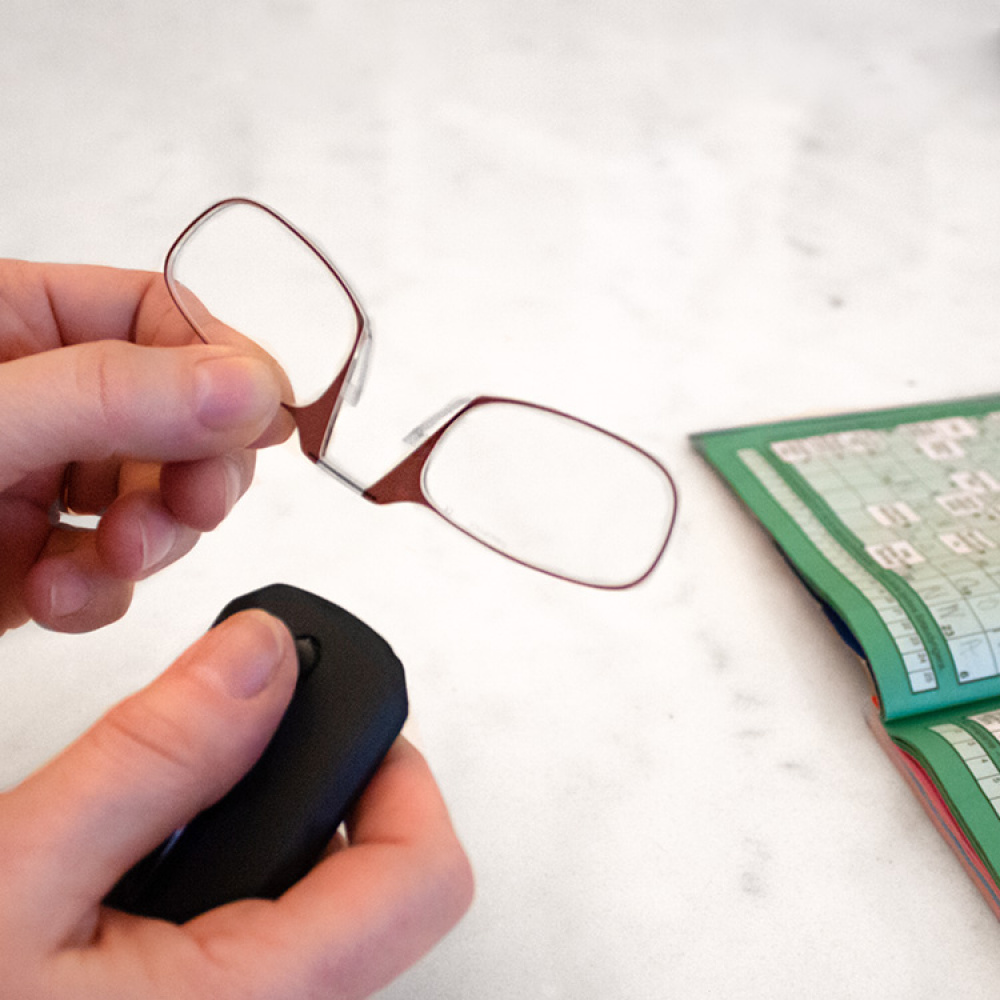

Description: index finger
[0,260,193,355]
[2,260,287,367]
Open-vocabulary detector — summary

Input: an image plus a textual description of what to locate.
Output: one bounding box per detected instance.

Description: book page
[695,396,1000,721]
[889,704,1000,885]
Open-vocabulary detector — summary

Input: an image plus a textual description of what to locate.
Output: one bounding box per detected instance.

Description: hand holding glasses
[165,198,677,589]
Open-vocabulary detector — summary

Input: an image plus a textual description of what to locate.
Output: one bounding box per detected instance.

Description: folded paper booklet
[694,395,1000,919]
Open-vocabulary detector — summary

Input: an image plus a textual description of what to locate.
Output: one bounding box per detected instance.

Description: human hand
[0,609,474,999]
[0,258,294,635]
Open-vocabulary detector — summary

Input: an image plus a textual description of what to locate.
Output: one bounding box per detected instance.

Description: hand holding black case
[105,583,408,923]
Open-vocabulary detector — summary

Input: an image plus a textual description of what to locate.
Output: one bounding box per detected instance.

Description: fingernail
[194,354,279,431]
[221,455,244,515]
[49,569,91,618]
[213,611,289,700]
[139,508,178,573]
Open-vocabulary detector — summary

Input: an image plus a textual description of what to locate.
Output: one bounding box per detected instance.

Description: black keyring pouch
[105,583,408,923]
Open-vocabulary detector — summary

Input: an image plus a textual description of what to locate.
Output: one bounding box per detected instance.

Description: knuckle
[89,690,197,788]
[74,341,128,454]
[403,830,475,934]
[434,836,475,921]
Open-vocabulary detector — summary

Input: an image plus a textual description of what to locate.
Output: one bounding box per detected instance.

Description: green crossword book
[694,395,1000,918]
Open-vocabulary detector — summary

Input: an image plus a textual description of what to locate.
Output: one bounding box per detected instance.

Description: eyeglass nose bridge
[311,395,470,505]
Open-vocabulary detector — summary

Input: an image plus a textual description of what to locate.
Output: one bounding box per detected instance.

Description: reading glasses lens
[422,401,675,588]
[166,201,359,407]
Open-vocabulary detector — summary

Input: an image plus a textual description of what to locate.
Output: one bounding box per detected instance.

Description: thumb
[0,340,283,489]
[0,610,297,941]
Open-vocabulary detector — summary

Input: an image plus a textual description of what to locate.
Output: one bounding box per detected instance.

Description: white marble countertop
[4,1,1000,996]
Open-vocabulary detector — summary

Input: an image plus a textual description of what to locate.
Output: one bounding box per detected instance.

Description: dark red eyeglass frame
[165,197,678,589]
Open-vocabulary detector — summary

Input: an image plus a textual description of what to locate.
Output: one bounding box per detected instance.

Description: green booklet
[694,395,1000,918]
